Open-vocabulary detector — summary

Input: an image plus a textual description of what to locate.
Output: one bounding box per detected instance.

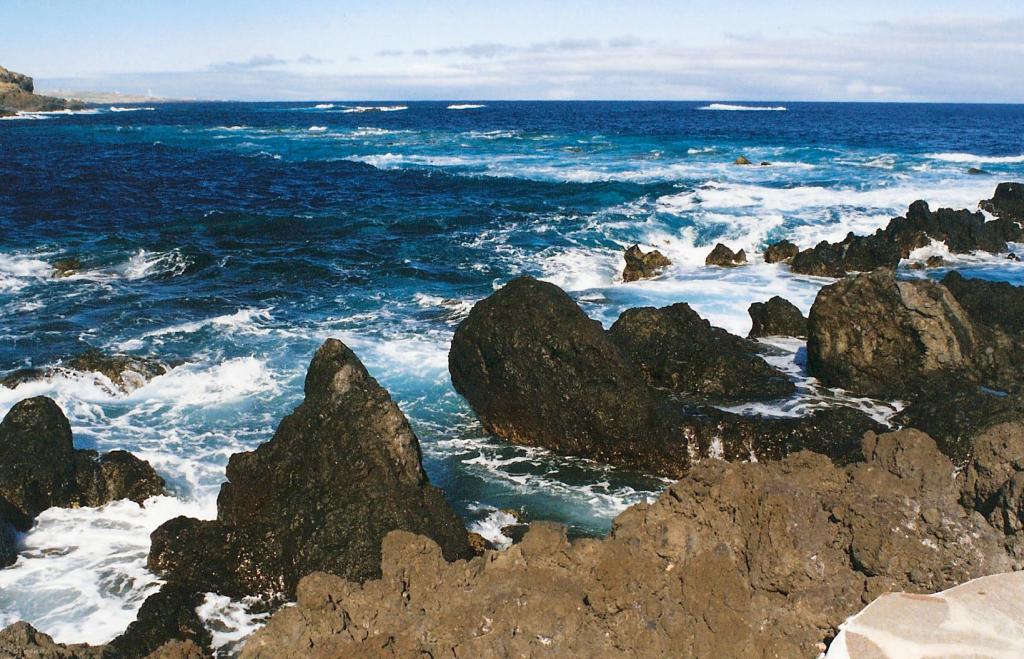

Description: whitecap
[307,125,328,132]
[925,152,1024,164]
[467,509,520,549]
[196,593,271,652]
[341,105,408,113]
[699,103,787,111]
[121,249,191,280]
[447,104,486,110]
[0,252,53,292]
[313,103,335,109]
[109,106,156,112]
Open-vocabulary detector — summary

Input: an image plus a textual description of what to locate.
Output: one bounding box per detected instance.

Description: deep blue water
[1,101,1023,645]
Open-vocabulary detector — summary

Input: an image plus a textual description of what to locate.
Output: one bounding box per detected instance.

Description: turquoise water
[1,101,1023,644]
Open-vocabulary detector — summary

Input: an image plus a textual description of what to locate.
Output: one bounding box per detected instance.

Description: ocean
[1,100,1023,647]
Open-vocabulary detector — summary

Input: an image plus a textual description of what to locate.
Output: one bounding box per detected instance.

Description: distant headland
[0,66,85,115]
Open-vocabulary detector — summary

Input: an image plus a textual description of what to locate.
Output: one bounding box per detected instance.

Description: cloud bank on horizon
[4,1,1023,102]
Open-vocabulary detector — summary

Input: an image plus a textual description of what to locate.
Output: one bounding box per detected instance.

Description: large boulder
[621,244,671,282]
[148,339,472,601]
[980,182,1024,222]
[607,303,795,403]
[764,239,798,264]
[747,296,808,338]
[449,277,702,477]
[806,269,977,399]
[240,429,1019,658]
[0,397,164,540]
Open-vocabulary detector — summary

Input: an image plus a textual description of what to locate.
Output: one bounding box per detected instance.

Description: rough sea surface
[1,101,1023,647]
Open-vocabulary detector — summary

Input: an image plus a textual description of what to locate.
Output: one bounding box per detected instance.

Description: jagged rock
[826,572,1024,658]
[621,244,671,282]
[466,532,492,556]
[791,233,901,277]
[747,296,807,338]
[981,181,1024,221]
[926,255,944,268]
[148,339,471,601]
[734,155,751,165]
[807,269,976,399]
[879,200,1021,256]
[0,66,84,113]
[960,421,1024,517]
[105,585,212,659]
[240,429,1018,658]
[450,277,702,478]
[704,243,747,267]
[53,258,82,278]
[607,303,794,403]
[0,397,164,536]
[0,621,99,658]
[764,239,799,263]
[144,640,208,659]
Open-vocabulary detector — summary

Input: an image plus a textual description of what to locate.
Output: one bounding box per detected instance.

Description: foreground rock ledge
[148,338,471,601]
[240,428,1023,658]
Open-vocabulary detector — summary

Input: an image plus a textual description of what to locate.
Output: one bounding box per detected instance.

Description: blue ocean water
[1,101,1023,645]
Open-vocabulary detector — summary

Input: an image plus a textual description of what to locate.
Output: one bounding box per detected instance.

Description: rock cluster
[747,296,807,338]
[147,339,471,601]
[0,65,84,114]
[621,244,671,282]
[240,427,1024,658]
[786,189,1022,277]
[0,397,165,567]
[704,243,746,267]
[763,239,798,263]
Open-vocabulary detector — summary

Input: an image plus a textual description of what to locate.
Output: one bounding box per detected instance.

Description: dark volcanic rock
[0,501,18,567]
[241,429,1019,658]
[791,233,901,277]
[807,269,977,399]
[104,585,212,659]
[607,303,795,403]
[621,244,672,282]
[148,339,472,601]
[450,277,701,477]
[53,258,82,278]
[704,243,747,267]
[879,200,1020,256]
[981,182,1024,222]
[764,239,799,264]
[0,397,164,535]
[747,296,807,338]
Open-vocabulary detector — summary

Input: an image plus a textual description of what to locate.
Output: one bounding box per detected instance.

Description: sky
[2,0,1023,102]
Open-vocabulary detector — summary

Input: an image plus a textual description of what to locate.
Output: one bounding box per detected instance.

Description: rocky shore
[0,66,84,115]
[1,183,1022,656]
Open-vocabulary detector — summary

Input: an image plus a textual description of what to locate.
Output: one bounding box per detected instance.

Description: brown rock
[764,239,799,263]
[735,155,751,165]
[622,244,672,282]
[705,243,747,267]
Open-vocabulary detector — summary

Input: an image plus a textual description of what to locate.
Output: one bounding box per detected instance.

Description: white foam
[109,106,156,112]
[121,249,191,280]
[447,104,486,110]
[195,593,270,652]
[0,252,53,292]
[341,105,408,113]
[699,103,786,111]
[116,308,273,350]
[307,125,328,132]
[925,152,1024,164]
[467,509,520,549]
[313,103,335,109]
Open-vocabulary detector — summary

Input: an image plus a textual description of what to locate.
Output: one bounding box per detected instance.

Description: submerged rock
[52,257,82,278]
[980,181,1024,221]
[747,296,807,338]
[621,244,672,282]
[450,277,702,478]
[607,303,794,403]
[807,269,976,399]
[0,397,164,567]
[1,350,173,395]
[734,155,751,165]
[704,243,747,267]
[240,429,1019,658]
[148,339,471,601]
[763,239,799,264]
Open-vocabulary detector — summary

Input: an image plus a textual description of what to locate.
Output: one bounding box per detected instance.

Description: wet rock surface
[240,428,1022,658]
[1,350,173,395]
[981,181,1024,222]
[104,585,212,659]
[148,339,472,601]
[608,303,795,403]
[450,277,702,478]
[763,239,798,263]
[747,295,808,338]
[704,243,747,267]
[621,244,671,282]
[0,397,164,568]
[791,232,901,277]
[0,621,100,658]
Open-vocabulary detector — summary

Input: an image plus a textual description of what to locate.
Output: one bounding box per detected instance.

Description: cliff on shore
[0,66,85,115]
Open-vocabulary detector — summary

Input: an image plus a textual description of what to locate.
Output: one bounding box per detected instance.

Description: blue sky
[2,0,1022,101]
